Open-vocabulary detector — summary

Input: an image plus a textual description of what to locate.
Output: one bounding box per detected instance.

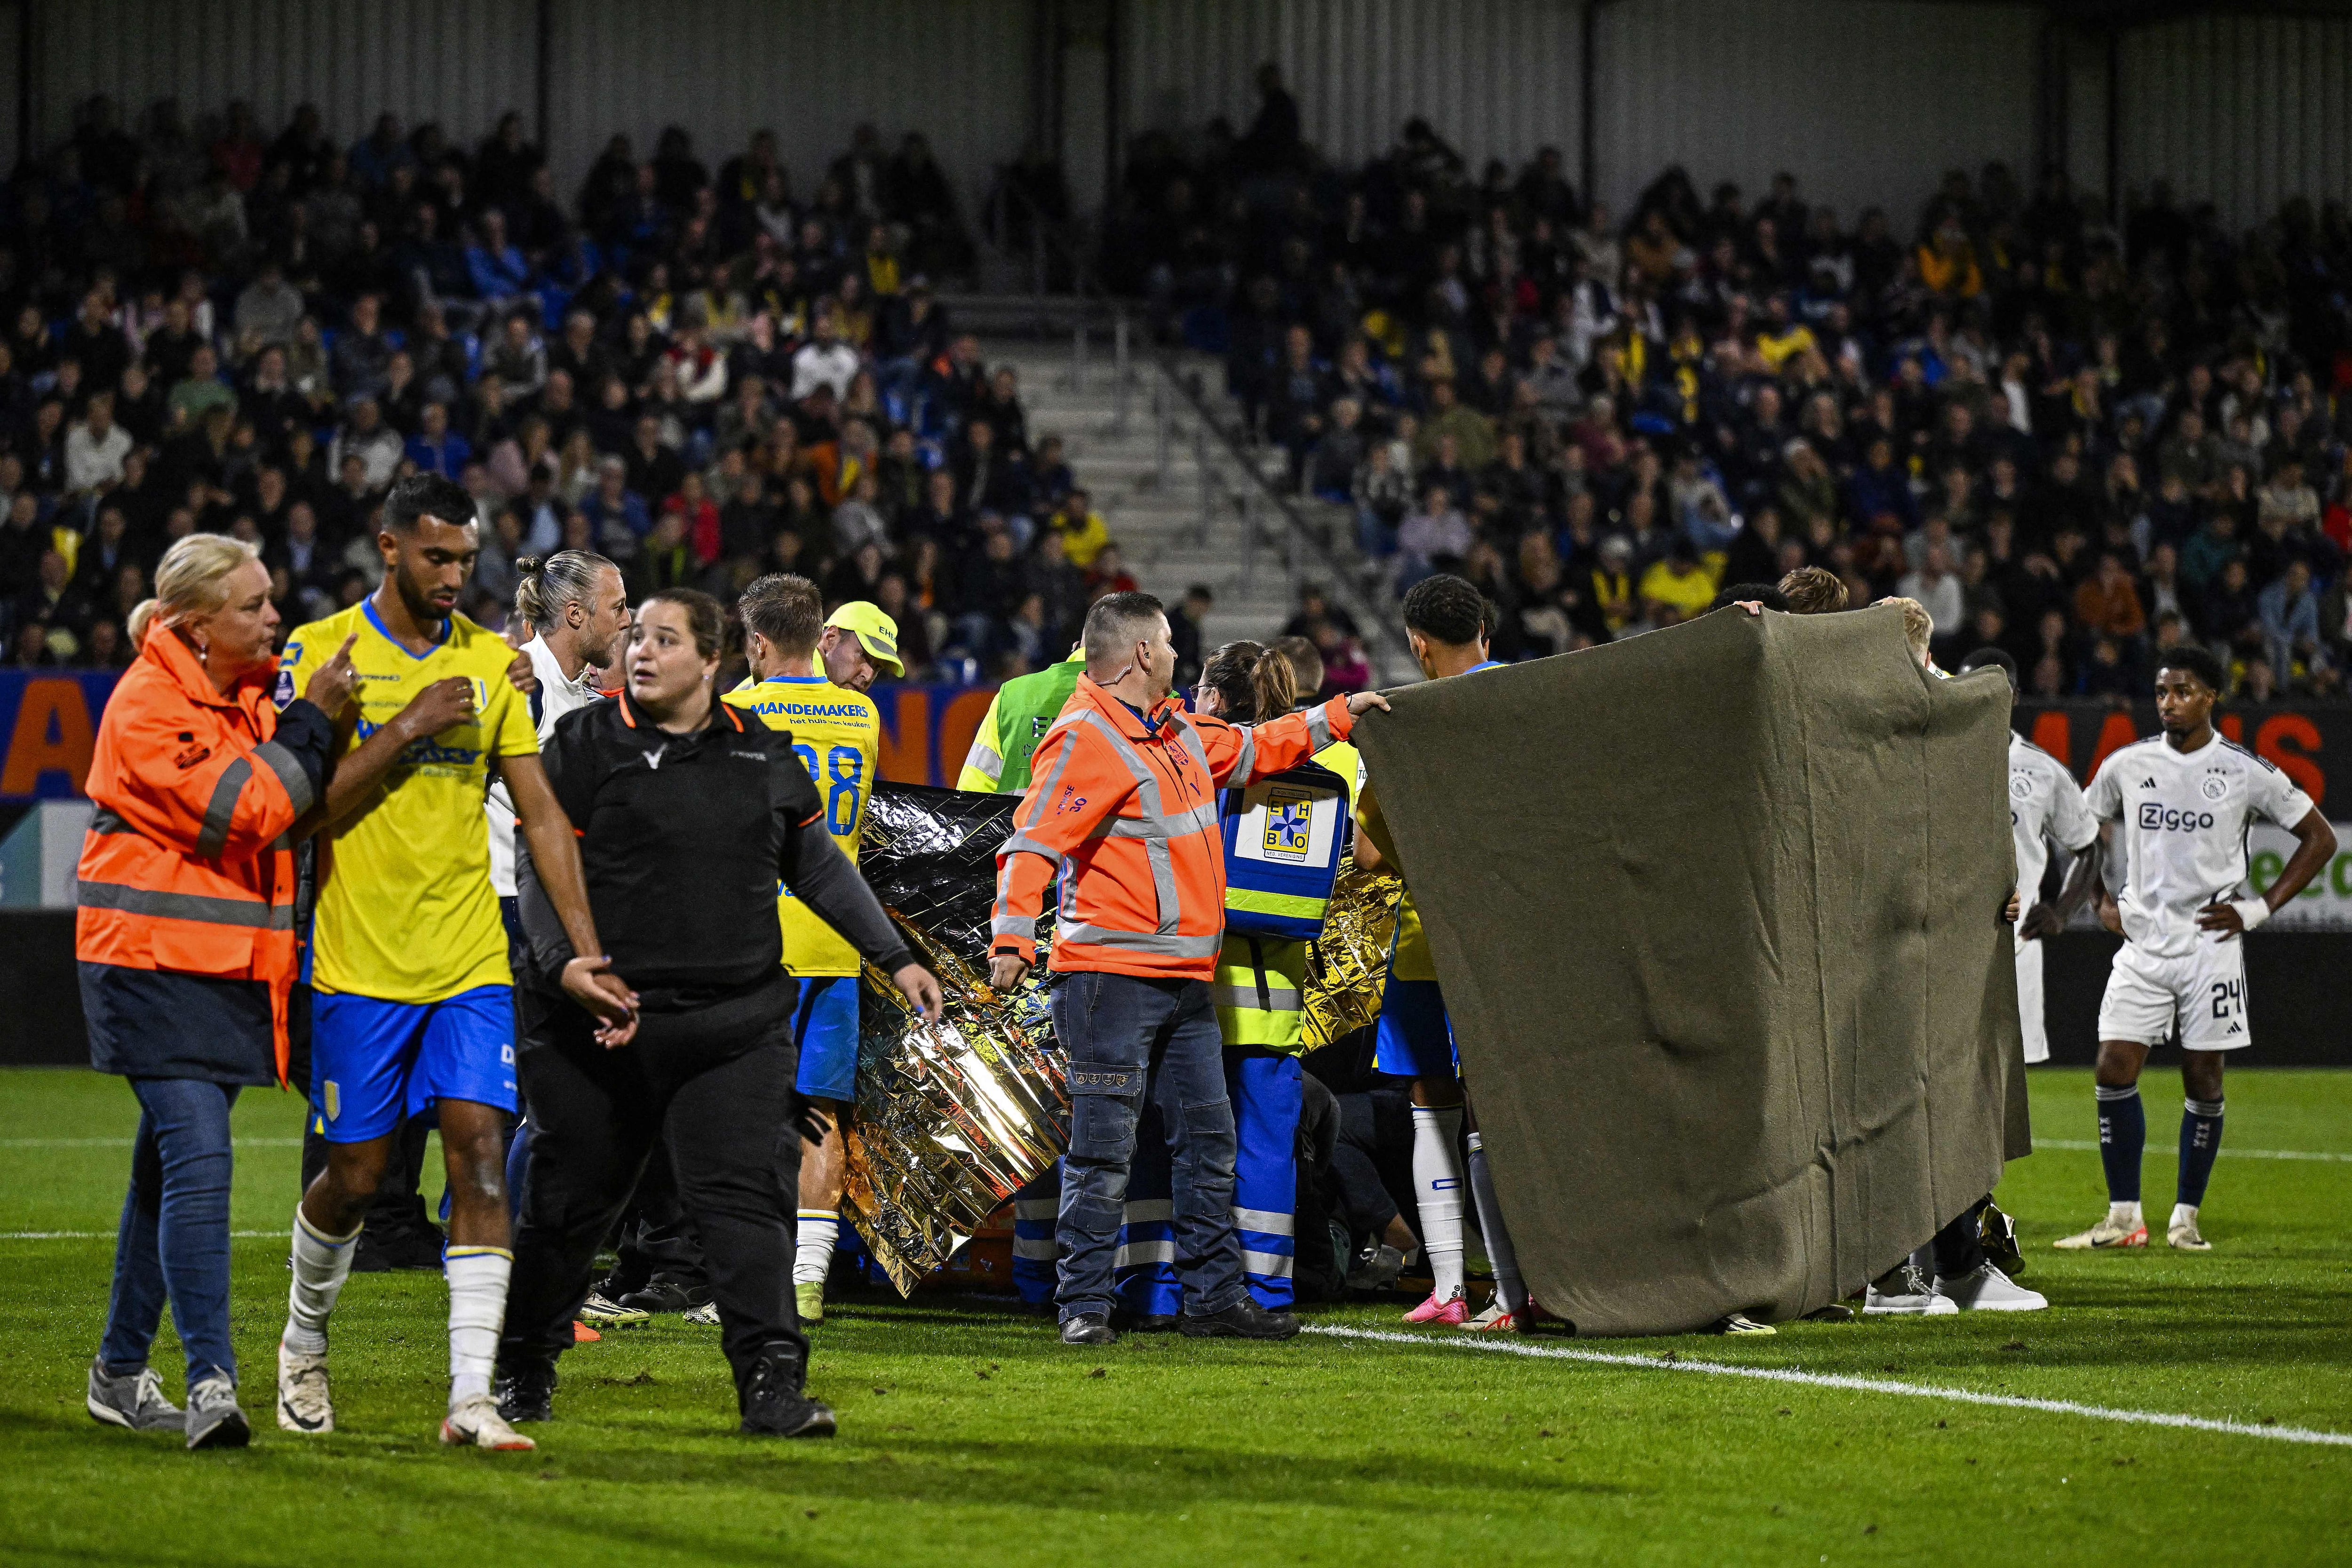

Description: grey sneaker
[184,1375,251,1450]
[87,1359,183,1433]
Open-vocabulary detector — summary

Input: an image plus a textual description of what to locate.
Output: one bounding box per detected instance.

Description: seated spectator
[1353,440,1412,559]
[578,454,650,555]
[332,292,392,400]
[1638,537,1717,627]
[486,312,548,402]
[64,391,132,500]
[1897,542,1965,652]
[466,208,534,312]
[2073,551,2148,643]
[1085,541,1138,601]
[2257,558,2324,688]
[168,345,238,429]
[1042,488,1109,569]
[1305,396,1365,501]
[405,401,473,479]
[329,396,404,491]
[1396,485,1472,592]
[792,304,862,401]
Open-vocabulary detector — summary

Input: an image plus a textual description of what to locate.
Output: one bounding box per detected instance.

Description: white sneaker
[2053,1205,2148,1250]
[184,1374,251,1449]
[276,1339,334,1434]
[1864,1260,1957,1315]
[1463,1299,1516,1332]
[683,1300,720,1326]
[86,1359,183,1433]
[1934,1263,2047,1312]
[440,1393,536,1451]
[2168,1205,2213,1251]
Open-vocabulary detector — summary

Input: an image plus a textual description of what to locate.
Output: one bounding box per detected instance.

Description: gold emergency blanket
[1300,854,1403,1049]
[842,784,1066,1295]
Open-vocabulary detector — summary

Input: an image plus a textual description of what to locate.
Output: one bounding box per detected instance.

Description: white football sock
[2111,1199,2145,1225]
[1410,1104,1466,1300]
[794,1210,840,1288]
[285,1205,361,1356]
[445,1247,511,1406]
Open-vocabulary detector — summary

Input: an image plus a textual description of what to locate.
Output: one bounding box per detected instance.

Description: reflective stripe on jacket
[990,676,1354,980]
[75,624,329,1083]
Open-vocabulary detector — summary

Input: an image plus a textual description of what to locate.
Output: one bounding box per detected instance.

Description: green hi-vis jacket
[955,650,1086,795]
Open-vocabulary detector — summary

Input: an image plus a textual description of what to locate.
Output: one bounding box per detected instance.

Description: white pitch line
[0,1229,280,1241]
[0,1137,304,1149]
[2034,1138,2352,1164]
[1305,1324,2352,1449]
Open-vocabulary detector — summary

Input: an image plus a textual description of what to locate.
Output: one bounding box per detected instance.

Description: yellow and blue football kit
[278,601,539,1141]
[1369,663,1502,1080]
[723,674,881,1101]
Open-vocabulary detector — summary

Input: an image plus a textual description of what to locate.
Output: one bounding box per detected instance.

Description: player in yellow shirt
[1352,575,1509,1330]
[723,579,896,1324]
[271,474,633,1451]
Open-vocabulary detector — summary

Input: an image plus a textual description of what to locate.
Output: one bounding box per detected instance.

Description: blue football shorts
[311,984,518,1143]
[793,974,861,1103]
[1373,976,1460,1081]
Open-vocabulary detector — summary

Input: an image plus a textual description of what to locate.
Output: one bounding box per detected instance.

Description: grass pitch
[2,1066,2347,1566]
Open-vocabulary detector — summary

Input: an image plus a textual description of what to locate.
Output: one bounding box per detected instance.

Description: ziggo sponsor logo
[2139,802,2217,832]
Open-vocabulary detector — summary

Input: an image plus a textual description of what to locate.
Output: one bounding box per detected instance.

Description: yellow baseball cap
[825,601,904,677]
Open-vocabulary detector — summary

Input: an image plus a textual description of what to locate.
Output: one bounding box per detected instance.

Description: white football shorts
[2095,933,2252,1052]
[2014,936,2048,1065]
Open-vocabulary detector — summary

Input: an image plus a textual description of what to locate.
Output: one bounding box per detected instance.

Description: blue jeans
[100,1078,242,1386]
[1051,971,1243,1322]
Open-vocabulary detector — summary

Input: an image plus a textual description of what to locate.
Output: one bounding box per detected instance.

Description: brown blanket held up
[1353,603,2026,1336]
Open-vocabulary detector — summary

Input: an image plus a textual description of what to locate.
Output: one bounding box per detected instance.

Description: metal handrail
[1153,353,1412,682]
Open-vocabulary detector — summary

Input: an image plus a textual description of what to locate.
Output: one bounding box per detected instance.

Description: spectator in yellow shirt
[1044,488,1110,568]
[1639,536,1720,627]
[1917,216,1983,298]
[1753,295,1818,372]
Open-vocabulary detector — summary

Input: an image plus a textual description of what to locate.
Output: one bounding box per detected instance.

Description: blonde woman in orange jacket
[77,533,459,1449]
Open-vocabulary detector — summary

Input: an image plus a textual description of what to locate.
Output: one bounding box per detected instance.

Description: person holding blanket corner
[986,592,1389,1346]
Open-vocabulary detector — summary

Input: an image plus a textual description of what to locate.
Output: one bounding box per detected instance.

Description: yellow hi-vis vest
[1214,932,1309,1055]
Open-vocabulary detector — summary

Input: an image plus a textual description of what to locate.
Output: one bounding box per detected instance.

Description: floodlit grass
[2,1066,2347,1566]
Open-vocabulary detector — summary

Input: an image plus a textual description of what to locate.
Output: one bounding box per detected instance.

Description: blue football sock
[2095,1084,2145,1204]
[2177,1097,2225,1208]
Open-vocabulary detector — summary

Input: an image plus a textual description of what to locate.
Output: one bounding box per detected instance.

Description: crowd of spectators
[1109,64,2352,701]
[0,94,1146,683]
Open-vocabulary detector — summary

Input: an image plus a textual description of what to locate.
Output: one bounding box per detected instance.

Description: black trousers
[500,971,810,1401]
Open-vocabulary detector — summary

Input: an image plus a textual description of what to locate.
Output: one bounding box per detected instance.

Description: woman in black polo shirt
[497,588,941,1439]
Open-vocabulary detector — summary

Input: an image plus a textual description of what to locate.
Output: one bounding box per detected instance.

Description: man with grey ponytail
[486,549,630,1263]
[487,551,629,912]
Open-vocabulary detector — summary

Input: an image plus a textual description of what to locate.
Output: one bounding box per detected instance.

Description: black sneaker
[1058,1313,1116,1346]
[1177,1298,1299,1340]
[617,1279,712,1315]
[353,1222,446,1274]
[495,1360,557,1424]
[739,1352,835,1438]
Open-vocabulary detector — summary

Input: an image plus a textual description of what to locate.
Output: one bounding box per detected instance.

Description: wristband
[2231,897,2272,932]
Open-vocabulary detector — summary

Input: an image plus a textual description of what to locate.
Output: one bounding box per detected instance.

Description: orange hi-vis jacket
[991,675,1355,981]
[75,625,320,1082]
